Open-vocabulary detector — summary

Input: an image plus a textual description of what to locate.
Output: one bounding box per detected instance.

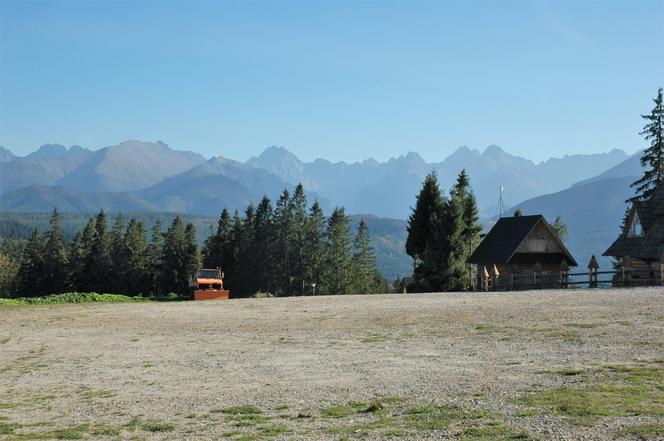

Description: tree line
[1,184,386,298]
[201,184,386,297]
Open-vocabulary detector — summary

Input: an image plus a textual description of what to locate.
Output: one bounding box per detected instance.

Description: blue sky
[1,0,662,162]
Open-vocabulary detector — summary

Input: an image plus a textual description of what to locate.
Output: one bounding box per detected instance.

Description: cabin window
[627,213,643,237]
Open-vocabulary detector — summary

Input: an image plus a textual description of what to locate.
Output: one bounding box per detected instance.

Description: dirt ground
[0,288,663,440]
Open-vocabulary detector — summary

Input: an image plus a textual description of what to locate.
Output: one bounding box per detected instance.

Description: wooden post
[492,264,500,291]
[623,255,632,287]
[588,255,599,288]
[511,265,520,291]
[482,266,489,292]
[534,261,542,289]
[559,260,569,289]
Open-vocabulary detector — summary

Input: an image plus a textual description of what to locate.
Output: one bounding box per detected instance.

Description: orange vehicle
[192,268,230,300]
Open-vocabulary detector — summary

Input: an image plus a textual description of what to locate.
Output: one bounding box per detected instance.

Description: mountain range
[0,140,631,219]
[1,139,644,278]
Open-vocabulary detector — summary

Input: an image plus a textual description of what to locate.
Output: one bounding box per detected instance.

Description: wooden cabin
[467,215,577,291]
[603,183,664,286]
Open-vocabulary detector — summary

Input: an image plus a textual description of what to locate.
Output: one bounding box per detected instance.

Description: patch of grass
[548,368,587,376]
[140,420,175,432]
[565,323,603,329]
[546,330,580,342]
[520,371,664,424]
[363,399,385,413]
[617,423,664,440]
[321,404,357,418]
[0,419,18,435]
[258,424,291,437]
[0,292,149,305]
[360,334,388,343]
[81,389,115,399]
[403,404,463,430]
[90,424,121,437]
[125,416,141,431]
[614,320,632,326]
[229,415,273,428]
[274,403,288,411]
[49,424,90,439]
[221,405,263,415]
[0,336,11,345]
[474,324,501,334]
[457,420,533,440]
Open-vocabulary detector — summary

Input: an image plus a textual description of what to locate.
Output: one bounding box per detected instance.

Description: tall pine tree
[273,190,294,295]
[42,208,69,294]
[304,201,326,295]
[17,229,47,297]
[406,172,446,272]
[124,219,149,296]
[351,219,377,294]
[631,87,664,201]
[323,207,353,295]
[147,219,164,296]
[290,184,308,295]
[87,210,113,293]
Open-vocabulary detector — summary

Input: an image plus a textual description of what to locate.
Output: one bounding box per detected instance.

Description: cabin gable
[516,221,564,254]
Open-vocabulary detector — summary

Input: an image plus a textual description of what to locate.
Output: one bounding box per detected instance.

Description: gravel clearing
[0,288,663,440]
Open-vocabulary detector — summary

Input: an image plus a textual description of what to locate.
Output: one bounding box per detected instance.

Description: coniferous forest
[0,184,387,298]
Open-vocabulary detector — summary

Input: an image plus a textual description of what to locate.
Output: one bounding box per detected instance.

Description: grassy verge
[0,292,150,305]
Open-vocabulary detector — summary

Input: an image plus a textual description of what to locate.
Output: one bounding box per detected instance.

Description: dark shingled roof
[604,184,664,261]
[467,215,577,266]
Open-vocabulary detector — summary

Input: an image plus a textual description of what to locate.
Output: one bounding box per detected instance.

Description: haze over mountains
[0,139,631,220]
[0,139,645,278]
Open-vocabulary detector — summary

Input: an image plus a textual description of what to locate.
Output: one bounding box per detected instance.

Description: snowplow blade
[194,290,230,301]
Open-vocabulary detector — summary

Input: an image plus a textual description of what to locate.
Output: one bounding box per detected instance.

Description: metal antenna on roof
[498,185,505,218]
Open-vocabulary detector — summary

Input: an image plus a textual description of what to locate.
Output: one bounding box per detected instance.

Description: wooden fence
[480,255,663,291]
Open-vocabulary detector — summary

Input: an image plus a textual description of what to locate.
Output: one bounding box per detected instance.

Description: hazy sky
[1,0,662,163]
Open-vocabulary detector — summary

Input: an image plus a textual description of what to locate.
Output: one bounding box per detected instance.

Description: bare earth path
[1,289,663,440]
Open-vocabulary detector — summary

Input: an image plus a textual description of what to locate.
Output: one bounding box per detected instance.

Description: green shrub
[0,292,149,305]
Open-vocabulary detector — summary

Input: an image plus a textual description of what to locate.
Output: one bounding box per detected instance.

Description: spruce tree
[351,219,377,294]
[69,218,95,292]
[631,87,664,201]
[406,172,446,271]
[202,209,233,271]
[87,210,113,293]
[183,223,200,296]
[551,216,568,242]
[17,229,47,297]
[290,184,308,295]
[304,201,326,295]
[444,187,466,291]
[236,205,257,297]
[42,208,69,294]
[253,196,275,293]
[323,207,353,295]
[273,190,294,295]
[109,214,127,293]
[147,219,164,296]
[162,216,188,296]
[224,211,244,295]
[124,219,149,296]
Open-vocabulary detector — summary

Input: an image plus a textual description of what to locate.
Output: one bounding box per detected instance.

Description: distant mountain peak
[0,146,17,162]
[482,144,506,157]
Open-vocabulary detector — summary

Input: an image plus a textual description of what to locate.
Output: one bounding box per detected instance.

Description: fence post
[559,260,569,289]
[623,255,632,287]
[492,264,500,291]
[482,266,489,292]
[534,261,542,289]
[588,255,599,288]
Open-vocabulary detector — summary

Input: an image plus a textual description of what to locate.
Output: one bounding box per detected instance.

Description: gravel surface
[0,288,662,440]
